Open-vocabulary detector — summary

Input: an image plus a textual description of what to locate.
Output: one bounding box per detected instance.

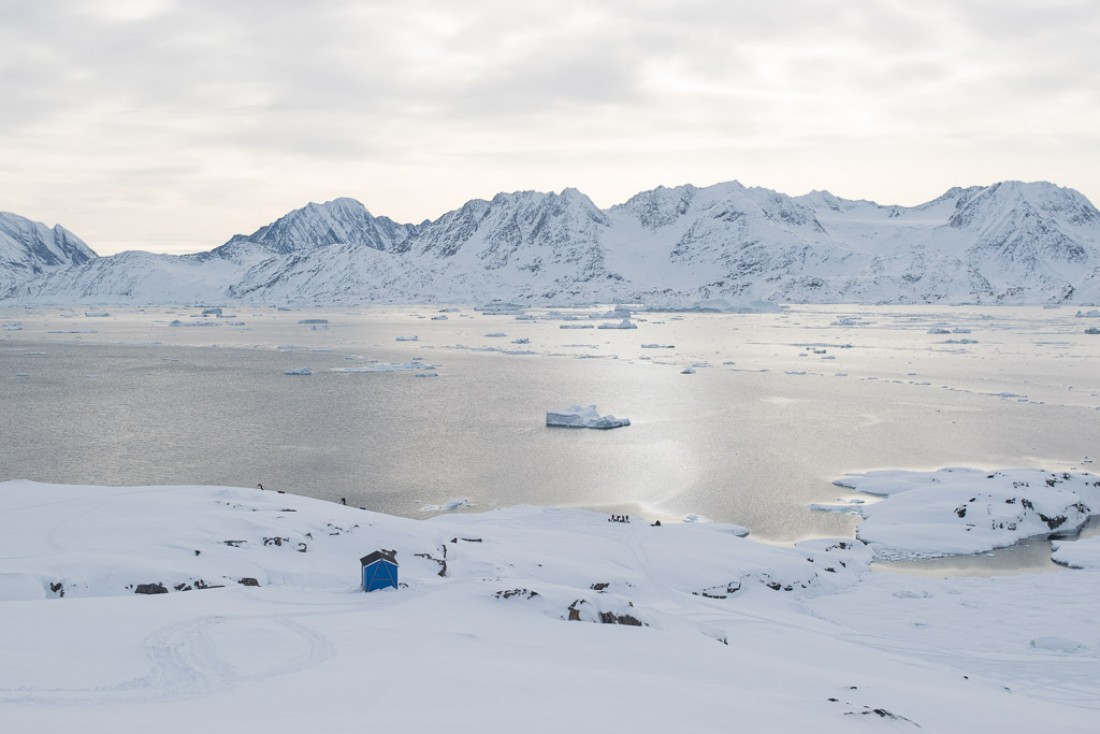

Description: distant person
[257,483,265,490]
[341,497,347,505]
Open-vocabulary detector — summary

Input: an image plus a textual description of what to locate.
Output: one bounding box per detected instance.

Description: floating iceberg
[395,335,418,342]
[546,405,631,430]
[283,367,313,376]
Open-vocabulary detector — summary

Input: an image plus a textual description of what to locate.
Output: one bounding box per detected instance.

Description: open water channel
[2,304,1098,570]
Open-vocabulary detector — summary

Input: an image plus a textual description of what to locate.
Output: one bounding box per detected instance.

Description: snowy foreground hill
[3,476,1099,732]
[4,180,1100,306]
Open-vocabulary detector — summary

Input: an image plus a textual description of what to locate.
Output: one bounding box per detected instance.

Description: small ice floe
[476,302,525,315]
[84,311,110,318]
[1,322,22,331]
[560,324,595,329]
[597,319,638,330]
[283,367,313,376]
[430,315,448,321]
[169,319,217,327]
[511,338,530,344]
[395,335,418,342]
[785,370,806,375]
[1051,536,1100,570]
[414,372,438,378]
[808,498,867,514]
[439,307,460,313]
[203,308,223,316]
[1085,328,1100,335]
[485,332,507,338]
[927,328,951,334]
[332,360,437,373]
[952,328,972,334]
[1075,309,1100,318]
[421,498,469,512]
[641,343,674,349]
[943,338,979,344]
[546,404,631,429]
[681,367,696,374]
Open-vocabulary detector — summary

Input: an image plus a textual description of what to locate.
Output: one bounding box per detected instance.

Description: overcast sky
[2,0,1098,255]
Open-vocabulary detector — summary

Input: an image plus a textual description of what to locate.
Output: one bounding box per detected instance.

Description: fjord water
[2,305,1098,543]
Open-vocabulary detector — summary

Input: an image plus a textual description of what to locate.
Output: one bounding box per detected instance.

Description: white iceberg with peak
[546,404,631,429]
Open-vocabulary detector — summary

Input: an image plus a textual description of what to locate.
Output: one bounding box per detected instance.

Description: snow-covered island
[546,404,631,429]
[817,467,1100,560]
[2,479,1099,732]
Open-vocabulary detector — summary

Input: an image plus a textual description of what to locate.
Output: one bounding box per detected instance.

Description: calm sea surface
[2,304,1098,549]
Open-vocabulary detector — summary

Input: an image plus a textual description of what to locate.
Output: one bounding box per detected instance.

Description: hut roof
[360,549,398,567]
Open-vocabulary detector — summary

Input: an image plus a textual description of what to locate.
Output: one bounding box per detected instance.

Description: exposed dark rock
[598,611,645,626]
[494,588,540,600]
[135,583,168,595]
[49,581,65,598]
[223,540,246,547]
[844,707,920,726]
[591,582,610,591]
[1040,513,1068,530]
[414,551,447,577]
[238,577,260,587]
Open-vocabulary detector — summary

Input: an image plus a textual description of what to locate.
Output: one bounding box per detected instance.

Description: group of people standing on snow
[608,514,630,523]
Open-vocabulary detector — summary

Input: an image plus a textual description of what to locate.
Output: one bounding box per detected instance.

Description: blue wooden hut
[360,550,398,592]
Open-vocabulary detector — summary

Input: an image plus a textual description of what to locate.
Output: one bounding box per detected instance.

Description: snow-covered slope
[3,479,1099,732]
[5,181,1100,306]
[0,211,96,291]
[8,250,250,305]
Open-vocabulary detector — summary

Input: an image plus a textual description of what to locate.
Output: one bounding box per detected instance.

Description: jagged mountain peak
[217,197,417,256]
[614,180,824,233]
[948,181,1099,232]
[0,211,97,288]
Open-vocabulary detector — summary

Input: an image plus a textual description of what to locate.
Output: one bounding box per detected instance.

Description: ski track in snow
[0,613,334,706]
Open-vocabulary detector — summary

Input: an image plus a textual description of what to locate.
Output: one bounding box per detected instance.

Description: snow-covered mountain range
[4,180,1100,306]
